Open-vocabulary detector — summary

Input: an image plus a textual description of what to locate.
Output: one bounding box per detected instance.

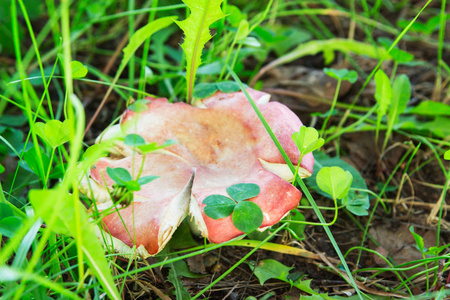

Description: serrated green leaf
[203,195,236,219]
[226,183,260,202]
[316,166,353,200]
[175,0,226,100]
[232,201,263,232]
[71,60,88,78]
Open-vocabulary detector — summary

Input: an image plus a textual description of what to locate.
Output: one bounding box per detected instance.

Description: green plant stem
[320,79,341,139]
[128,0,135,98]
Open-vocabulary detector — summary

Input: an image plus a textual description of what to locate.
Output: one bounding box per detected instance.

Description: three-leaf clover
[106,167,159,206]
[203,183,263,233]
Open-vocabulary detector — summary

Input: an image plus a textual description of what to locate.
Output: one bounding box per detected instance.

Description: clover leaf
[316,166,353,200]
[323,68,358,83]
[292,126,324,159]
[203,183,263,233]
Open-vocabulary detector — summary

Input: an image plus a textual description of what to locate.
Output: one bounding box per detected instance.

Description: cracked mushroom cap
[82,88,314,256]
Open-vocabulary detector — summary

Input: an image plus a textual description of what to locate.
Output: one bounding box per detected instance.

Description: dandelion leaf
[175,0,226,100]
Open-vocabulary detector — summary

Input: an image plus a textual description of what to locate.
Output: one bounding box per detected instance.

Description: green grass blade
[226,64,363,298]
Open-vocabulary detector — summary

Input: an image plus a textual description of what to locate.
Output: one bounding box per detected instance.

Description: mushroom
[80,153,194,256]
[80,88,314,256]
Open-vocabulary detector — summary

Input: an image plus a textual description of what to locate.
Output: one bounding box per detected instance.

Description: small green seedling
[291,126,324,182]
[409,226,427,254]
[292,126,324,160]
[203,183,263,233]
[106,167,159,206]
[321,68,358,138]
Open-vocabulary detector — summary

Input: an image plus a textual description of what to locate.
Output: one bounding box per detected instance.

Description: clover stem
[320,78,341,139]
[288,195,339,227]
[291,154,303,186]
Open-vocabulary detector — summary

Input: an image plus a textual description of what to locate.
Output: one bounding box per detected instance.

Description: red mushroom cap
[81,88,314,256]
